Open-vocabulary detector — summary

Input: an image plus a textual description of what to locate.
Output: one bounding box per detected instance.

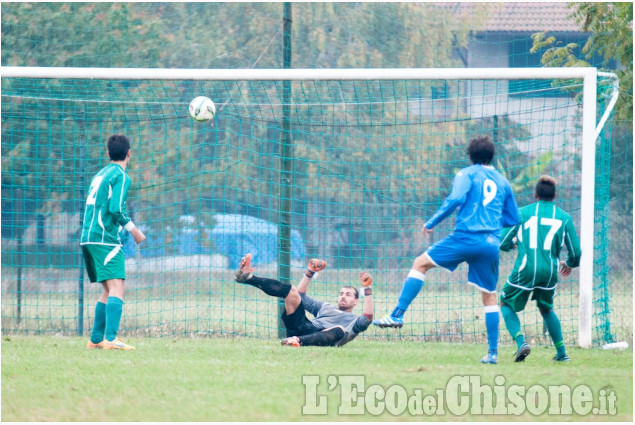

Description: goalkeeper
[499,176,581,363]
[234,253,373,347]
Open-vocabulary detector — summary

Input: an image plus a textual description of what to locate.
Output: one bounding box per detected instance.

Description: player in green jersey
[81,134,146,350]
[499,176,581,362]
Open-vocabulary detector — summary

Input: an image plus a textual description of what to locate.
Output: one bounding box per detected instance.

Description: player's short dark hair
[467,136,495,165]
[341,285,359,299]
[107,134,130,161]
[535,175,557,201]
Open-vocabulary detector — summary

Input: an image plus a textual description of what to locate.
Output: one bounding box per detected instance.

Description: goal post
[0,66,617,347]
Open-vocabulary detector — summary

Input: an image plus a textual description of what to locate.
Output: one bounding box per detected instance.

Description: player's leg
[464,238,501,364]
[374,234,462,328]
[83,245,130,349]
[499,284,532,362]
[235,253,293,298]
[281,301,320,345]
[373,254,432,327]
[89,244,134,350]
[101,278,135,350]
[82,246,106,349]
[282,327,346,347]
[481,292,499,364]
[397,254,434,316]
[535,290,569,361]
[87,282,109,348]
[541,307,569,361]
[284,285,302,316]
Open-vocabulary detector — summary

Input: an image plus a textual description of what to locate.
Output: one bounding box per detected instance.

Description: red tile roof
[440,2,584,32]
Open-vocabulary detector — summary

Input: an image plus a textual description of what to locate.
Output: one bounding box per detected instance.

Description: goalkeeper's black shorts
[282,302,320,337]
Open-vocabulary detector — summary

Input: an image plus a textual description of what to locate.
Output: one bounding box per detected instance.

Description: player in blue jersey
[374,136,520,364]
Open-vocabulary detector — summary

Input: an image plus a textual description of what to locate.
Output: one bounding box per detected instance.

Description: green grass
[1,336,632,421]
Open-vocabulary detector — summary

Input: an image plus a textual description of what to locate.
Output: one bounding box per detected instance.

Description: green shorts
[81,244,126,283]
[499,282,555,313]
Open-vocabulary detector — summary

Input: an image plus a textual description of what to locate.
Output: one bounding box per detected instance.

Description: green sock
[90,302,107,344]
[541,309,566,357]
[105,296,124,342]
[501,304,525,349]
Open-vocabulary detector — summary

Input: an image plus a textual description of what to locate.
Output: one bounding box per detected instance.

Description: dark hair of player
[107,134,131,161]
[535,175,557,201]
[467,136,495,165]
[342,285,359,299]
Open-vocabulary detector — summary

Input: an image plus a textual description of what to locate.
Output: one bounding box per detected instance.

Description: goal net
[0,67,618,347]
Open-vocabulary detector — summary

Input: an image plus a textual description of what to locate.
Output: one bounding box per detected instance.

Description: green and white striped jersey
[500,200,581,291]
[80,163,133,247]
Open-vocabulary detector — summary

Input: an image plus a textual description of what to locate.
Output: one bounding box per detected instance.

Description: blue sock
[485,305,500,355]
[391,269,425,318]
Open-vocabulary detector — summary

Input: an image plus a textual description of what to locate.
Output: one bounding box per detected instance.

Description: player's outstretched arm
[360,272,373,320]
[297,259,326,294]
[424,171,471,230]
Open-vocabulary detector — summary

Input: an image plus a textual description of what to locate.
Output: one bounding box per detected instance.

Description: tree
[531,2,632,122]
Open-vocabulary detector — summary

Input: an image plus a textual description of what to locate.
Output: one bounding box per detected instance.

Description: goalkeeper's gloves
[305,259,327,279]
[359,271,373,297]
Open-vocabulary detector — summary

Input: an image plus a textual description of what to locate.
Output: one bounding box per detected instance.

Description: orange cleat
[86,340,104,349]
[102,338,135,350]
[281,336,301,347]
[235,253,256,283]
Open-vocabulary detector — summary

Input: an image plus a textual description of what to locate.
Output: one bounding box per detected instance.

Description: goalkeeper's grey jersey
[300,293,371,346]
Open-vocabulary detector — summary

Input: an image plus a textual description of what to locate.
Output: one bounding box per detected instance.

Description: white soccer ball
[189,96,216,122]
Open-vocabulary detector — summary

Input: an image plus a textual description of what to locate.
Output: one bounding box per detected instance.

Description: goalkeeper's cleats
[86,340,104,349]
[359,272,373,287]
[372,315,403,328]
[235,253,255,283]
[514,343,531,362]
[281,336,301,347]
[552,354,571,362]
[308,259,326,273]
[102,338,135,351]
[480,352,498,364]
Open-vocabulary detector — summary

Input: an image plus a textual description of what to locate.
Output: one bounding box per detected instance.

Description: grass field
[1,336,632,421]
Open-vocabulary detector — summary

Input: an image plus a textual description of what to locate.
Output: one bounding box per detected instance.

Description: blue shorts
[425,231,500,293]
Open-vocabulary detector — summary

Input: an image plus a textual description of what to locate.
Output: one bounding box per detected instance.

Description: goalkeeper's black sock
[243,276,292,298]
[298,327,346,347]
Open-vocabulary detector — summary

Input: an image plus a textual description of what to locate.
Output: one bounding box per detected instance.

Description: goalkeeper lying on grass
[235,253,373,347]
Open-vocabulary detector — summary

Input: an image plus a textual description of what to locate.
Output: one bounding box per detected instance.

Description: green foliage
[1,3,481,69]
[508,151,554,193]
[531,3,633,121]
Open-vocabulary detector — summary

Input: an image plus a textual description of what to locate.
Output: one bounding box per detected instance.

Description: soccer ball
[189,96,216,122]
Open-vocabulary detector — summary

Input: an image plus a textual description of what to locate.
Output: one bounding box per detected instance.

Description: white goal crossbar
[1,66,619,347]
